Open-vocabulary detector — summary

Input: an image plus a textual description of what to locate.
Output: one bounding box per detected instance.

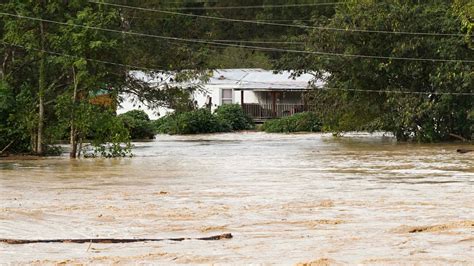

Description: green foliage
[54,94,132,158]
[261,112,322,133]
[87,110,132,158]
[279,1,473,142]
[154,109,231,135]
[1,0,471,149]
[152,114,176,134]
[0,82,33,153]
[215,104,254,131]
[208,47,272,69]
[119,110,155,139]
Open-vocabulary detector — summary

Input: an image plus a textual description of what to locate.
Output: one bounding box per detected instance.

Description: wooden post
[240,90,244,105]
[302,91,306,111]
[271,91,276,118]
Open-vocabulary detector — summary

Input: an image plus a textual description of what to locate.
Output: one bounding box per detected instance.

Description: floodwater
[0,132,473,265]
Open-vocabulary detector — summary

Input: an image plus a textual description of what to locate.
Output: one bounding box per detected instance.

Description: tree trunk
[70,67,78,158]
[1,49,10,80]
[77,137,83,158]
[30,130,37,154]
[37,20,46,155]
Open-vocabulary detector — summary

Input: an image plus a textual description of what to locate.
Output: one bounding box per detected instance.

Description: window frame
[221,88,233,105]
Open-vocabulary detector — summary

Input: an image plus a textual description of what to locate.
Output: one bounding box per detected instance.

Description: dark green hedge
[153,109,230,135]
[153,105,254,135]
[261,112,322,133]
[119,110,155,139]
[215,104,254,131]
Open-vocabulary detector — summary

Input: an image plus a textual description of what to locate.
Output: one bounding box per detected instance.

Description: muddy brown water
[0,132,473,264]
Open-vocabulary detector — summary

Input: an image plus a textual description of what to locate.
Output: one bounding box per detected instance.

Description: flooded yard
[0,132,473,264]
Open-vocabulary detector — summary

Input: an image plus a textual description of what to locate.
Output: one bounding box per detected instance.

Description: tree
[119,110,155,139]
[1,1,130,157]
[280,1,473,141]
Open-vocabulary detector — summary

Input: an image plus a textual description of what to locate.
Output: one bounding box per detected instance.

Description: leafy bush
[215,104,254,130]
[152,114,175,134]
[261,112,322,133]
[119,110,155,139]
[87,111,132,158]
[154,109,231,135]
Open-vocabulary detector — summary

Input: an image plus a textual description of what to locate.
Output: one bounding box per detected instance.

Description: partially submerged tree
[1,1,131,157]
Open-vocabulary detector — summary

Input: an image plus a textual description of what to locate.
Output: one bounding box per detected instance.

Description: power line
[90,1,470,38]
[1,40,271,72]
[3,42,472,96]
[224,78,474,96]
[1,41,163,72]
[128,15,315,23]
[1,12,473,64]
[209,39,304,45]
[320,87,474,96]
[127,14,315,22]
[164,2,344,10]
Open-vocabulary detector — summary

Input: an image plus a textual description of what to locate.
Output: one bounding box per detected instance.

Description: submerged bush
[154,109,231,135]
[215,104,254,131]
[119,110,155,139]
[261,112,322,133]
[152,114,176,134]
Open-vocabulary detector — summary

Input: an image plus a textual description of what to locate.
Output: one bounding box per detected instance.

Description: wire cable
[90,1,470,38]
[1,12,473,64]
[1,41,163,72]
[320,87,474,96]
[163,2,344,10]
[3,41,472,96]
[223,77,474,96]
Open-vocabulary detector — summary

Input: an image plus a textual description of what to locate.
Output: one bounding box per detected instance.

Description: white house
[118,69,323,121]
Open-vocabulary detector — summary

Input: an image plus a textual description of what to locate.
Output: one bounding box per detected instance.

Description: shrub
[154,109,231,135]
[87,110,132,158]
[152,114,176,134]
[119,110,155,139]
[261,112,322,133]
[215,104,254,131]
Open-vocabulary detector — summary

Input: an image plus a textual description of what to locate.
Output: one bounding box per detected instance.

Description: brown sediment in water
[362,258,472,265]
[459,237,474,242]
[1,133,473,264]
[296,258,339,266]
[0,155,51,160]
[200,225,229,232]
[240,219,345,230]
[392,220,474,234]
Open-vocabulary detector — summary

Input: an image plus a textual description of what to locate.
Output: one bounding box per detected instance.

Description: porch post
[301,91,306,111]
[240,90,244,105]
[271,91,276,118]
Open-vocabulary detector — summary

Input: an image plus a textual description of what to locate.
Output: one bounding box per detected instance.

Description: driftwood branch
[449,133,467,142]
[457,149,473,154]
[0,140,14,155]
[0,233,232,245]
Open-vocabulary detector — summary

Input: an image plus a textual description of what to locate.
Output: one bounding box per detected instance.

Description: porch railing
[242,103,308,120]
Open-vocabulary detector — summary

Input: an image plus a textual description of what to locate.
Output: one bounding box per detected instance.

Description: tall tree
[279,1,473,141]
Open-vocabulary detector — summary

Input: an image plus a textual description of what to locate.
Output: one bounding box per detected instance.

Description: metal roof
[130,69,323,91]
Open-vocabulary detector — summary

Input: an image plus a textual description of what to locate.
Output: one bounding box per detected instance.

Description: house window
[221,89,233,104]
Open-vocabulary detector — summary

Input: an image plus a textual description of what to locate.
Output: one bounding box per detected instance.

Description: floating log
[457,149,474,154]
[0,233,232,245]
